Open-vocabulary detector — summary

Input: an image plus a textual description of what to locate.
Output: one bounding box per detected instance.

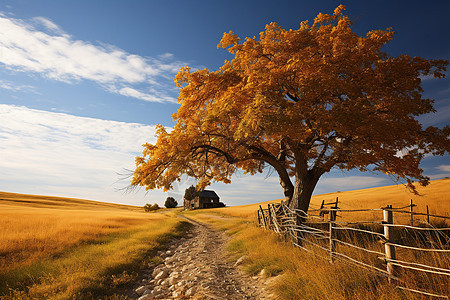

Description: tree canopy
[164,197,178,208]
[144,203,160,212]
[183,185,200,201]
[132,6,449,213]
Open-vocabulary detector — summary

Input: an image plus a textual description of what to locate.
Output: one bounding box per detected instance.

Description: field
[1,178,448,299]
[184,178,450,299]
[0,192,188,299]
[218,178,450,222]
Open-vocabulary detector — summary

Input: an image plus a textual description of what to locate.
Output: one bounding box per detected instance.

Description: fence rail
[257,199,450,299]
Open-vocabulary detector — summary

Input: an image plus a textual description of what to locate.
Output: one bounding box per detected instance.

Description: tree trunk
[288,172,320,216]
[279,176,294,204]
[286,172,320,245]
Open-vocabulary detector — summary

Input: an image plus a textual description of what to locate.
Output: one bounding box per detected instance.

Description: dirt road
[130,215,274,299]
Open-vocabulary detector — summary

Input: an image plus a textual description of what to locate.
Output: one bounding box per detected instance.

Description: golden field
[1,178,448,299]
[185,178,450,299]
[215,178,450,223]
[0,192,187,299]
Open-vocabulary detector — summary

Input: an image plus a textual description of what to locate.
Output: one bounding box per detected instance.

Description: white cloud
[0,14,184,103]
[31,17,65,35]
[428,173,450,180]
[0,79,37,93]
[0,104,168,205]
[436,165,450,172]
[158,53,174,60]
[117,87,176,103]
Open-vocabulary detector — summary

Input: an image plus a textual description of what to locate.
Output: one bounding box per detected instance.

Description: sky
[0,0,449,207]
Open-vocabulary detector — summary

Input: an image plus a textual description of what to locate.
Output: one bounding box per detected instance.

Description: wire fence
[257,199,450,299]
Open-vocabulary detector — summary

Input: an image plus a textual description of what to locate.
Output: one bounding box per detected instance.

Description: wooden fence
[257,199,450,299]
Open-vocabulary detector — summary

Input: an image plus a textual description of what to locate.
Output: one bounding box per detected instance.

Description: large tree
[132,6,449,214]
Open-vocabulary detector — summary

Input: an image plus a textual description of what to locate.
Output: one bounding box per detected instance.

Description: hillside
[0,190,185,299]
[217,178,450,220]
[309,177,449,213]
[0,191,141,211]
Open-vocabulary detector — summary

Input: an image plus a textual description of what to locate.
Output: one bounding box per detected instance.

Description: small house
[184,190,225,210]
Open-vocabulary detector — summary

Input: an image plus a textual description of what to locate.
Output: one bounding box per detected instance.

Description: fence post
[426,205,430,224]
[329,207,336,263]
[383,205,396,283]
[259,205,267,229]
[320,200,325,220]
[270,204,280,233]
[267,204,272,229]
[409,199,415,226]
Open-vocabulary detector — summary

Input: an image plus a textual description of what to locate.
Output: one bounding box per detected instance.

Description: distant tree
[144,203,160,212]
[164,197,178,208]
[183,185,200,201]
[143,203,152,212]
[132,5,449,216]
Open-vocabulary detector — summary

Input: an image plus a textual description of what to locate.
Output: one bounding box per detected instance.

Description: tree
[183,185,200,201]
[165,196,178,208]
[144,203,160,212]
[132,6,449,215]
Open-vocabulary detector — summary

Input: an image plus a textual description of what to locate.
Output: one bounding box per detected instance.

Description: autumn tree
[132,6,449,214]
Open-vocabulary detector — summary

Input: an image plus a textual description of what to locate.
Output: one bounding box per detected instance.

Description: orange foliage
[132,6,449,212]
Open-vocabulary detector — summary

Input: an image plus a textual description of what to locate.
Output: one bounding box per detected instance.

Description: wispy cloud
[417,101,450,127]
[436,165,450,172]
[0,104,167,205]
[0,14,184,103]
[0,79,37,93]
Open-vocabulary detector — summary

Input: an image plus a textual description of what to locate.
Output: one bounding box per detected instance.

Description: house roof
[199,190,219,199]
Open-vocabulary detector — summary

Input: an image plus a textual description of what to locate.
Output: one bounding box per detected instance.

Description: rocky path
[130,215,274,299]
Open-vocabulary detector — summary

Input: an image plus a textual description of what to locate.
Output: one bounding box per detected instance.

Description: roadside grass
[0,192,189,299]
[183,179,449,300]
[185,211,432,299]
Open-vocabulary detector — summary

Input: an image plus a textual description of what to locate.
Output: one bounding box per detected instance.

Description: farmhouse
[184,190,225,210]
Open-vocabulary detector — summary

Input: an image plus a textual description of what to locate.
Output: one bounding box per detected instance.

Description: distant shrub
[164,197,178,208]
[144,203,160,212]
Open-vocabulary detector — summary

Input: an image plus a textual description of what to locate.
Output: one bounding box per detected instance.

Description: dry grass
[0,192,187,299]
[185,212,409,299]
[310,178,450,223]
[0,192,150,272]
[184,178,450,299]
[2,178,448,299]
[216,178,450,223]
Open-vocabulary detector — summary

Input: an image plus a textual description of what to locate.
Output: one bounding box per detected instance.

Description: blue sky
[0,0,448,207]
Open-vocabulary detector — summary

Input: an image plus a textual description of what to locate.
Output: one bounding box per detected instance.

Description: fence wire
[257,202,450,299]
